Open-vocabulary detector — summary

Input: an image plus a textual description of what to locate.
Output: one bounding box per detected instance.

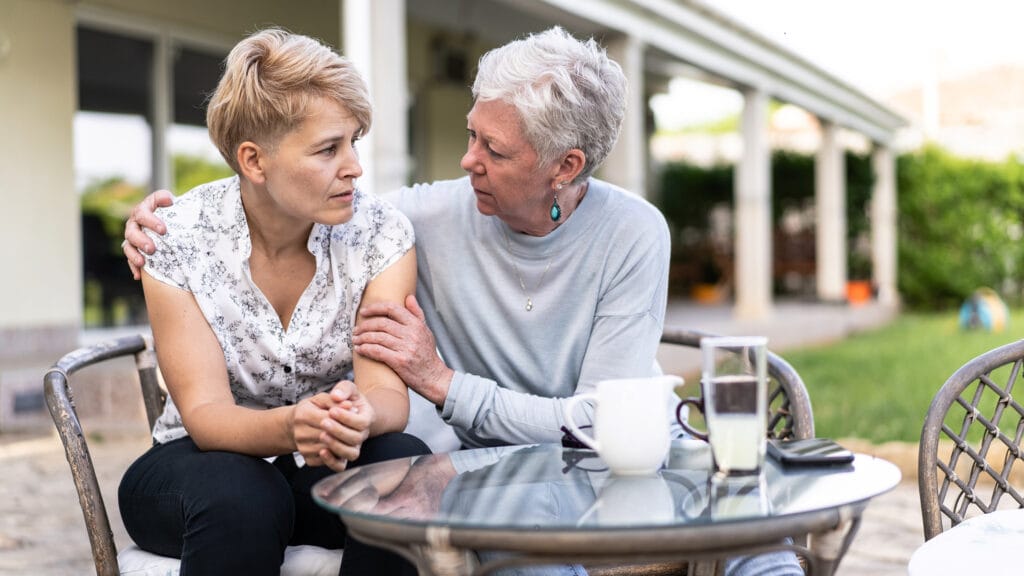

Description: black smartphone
[767,438,854,466]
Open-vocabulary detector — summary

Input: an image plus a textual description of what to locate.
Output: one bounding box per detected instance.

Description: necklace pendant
[525,298,534,311]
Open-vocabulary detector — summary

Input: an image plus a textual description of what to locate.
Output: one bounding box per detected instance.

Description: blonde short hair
[207,28,372,173]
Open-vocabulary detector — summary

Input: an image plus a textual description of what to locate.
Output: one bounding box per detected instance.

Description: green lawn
[783,308,1024,444]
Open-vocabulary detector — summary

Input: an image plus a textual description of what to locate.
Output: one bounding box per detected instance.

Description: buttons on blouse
[283,365,292,374]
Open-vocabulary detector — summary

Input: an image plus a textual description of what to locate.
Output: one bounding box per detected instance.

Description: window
[74,24,228,327]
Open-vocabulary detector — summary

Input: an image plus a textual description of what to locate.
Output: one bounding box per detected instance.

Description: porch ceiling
[494,0,907,144]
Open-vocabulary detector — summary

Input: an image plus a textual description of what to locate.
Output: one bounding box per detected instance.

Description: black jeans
[118,432,429,576]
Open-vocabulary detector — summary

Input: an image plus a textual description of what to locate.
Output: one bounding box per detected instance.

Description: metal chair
[43,334,343,576]
[587,329,815,576]
[918,339,1024,540]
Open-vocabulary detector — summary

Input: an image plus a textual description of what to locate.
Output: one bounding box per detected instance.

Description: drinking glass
[700,336,768,477]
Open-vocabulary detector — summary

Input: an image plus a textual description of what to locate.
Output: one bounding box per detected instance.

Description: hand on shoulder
[123,189,175,279]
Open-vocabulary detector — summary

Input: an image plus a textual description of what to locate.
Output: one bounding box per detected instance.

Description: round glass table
[313,440,900,576]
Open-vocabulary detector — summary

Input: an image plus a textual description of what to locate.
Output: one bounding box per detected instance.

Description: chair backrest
[918,339,1024,540]
[43,334,160,576]
[661,328,815,441]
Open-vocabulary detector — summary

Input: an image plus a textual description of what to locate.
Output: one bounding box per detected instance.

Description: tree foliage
[80,177,147,245]
[897,145,1024,309]
[659,145,1024,310]
[79,153,234,266]
[659,161,732,235]
[174,154,232,195]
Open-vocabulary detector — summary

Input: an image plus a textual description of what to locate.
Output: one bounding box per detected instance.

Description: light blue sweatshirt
[385,177,675,449]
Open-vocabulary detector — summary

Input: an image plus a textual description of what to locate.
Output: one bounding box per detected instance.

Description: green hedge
[658,145,1024,310]
[897,145,1024,309]
[658,151,873,281]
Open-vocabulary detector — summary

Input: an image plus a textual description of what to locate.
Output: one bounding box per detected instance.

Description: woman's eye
[466,129,501,158]
[320,145,337,155]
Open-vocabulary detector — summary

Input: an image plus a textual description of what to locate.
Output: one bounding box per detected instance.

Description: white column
[151,34,172,191]
[871,146,898,306]
[343,0,409,196]
[815,120,846,302]
[734,88,772,320]
[601,34,646,197]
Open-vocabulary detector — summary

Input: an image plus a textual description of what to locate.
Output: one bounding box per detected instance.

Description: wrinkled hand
[369,455,456,519]
[352,294,454,405]
[293,381,374,472]
[123,189,174,279]
[316,455,455,520]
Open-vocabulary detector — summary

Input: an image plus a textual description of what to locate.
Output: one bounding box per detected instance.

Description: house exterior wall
[0,0,79,335]
[0,0,80,431]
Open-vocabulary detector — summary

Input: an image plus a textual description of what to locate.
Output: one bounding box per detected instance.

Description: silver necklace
[501,226,554,312]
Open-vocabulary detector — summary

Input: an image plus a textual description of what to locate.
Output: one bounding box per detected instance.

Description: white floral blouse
[144,176,414,445]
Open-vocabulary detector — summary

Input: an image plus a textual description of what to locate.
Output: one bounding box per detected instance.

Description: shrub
[897,146,1024,309]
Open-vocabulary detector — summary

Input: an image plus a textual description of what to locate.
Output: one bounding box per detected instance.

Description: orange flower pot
[691,283,725,304]
[846,280,872,306]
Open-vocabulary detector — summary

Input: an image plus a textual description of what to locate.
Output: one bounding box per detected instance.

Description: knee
[188,454,295,541]
[725,550,804,576]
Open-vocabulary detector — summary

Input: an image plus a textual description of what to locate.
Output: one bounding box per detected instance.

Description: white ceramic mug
[563,375,683,475]
[577,475,675,526]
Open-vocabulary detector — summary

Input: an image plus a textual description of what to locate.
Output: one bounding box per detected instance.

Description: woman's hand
[353,294,454,406]
[294,381,375,472]
[123,190,174,279]
[292,392,337,468]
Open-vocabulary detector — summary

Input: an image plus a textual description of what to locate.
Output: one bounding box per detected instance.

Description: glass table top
[312,439,901,533]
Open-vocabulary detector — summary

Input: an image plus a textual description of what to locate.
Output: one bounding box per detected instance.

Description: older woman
[124,26,799,576]
[118,29,427,575]
[352,26,675,449]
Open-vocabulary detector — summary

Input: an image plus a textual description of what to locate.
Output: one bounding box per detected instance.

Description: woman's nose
[460,147,480,174]
[341,147,363,180]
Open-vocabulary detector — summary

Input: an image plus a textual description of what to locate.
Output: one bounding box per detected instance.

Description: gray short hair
[471,26,626,182]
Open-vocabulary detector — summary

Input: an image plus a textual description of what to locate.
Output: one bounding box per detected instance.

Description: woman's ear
[555,148,587,185]
[236,141,266,184]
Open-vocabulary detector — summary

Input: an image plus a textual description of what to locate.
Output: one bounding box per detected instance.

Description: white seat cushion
[117,543,343,575]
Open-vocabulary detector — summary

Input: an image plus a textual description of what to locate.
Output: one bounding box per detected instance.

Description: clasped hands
[293,380,374,472]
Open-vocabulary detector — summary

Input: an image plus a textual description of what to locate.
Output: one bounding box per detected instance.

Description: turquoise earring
[550,183,563,222]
